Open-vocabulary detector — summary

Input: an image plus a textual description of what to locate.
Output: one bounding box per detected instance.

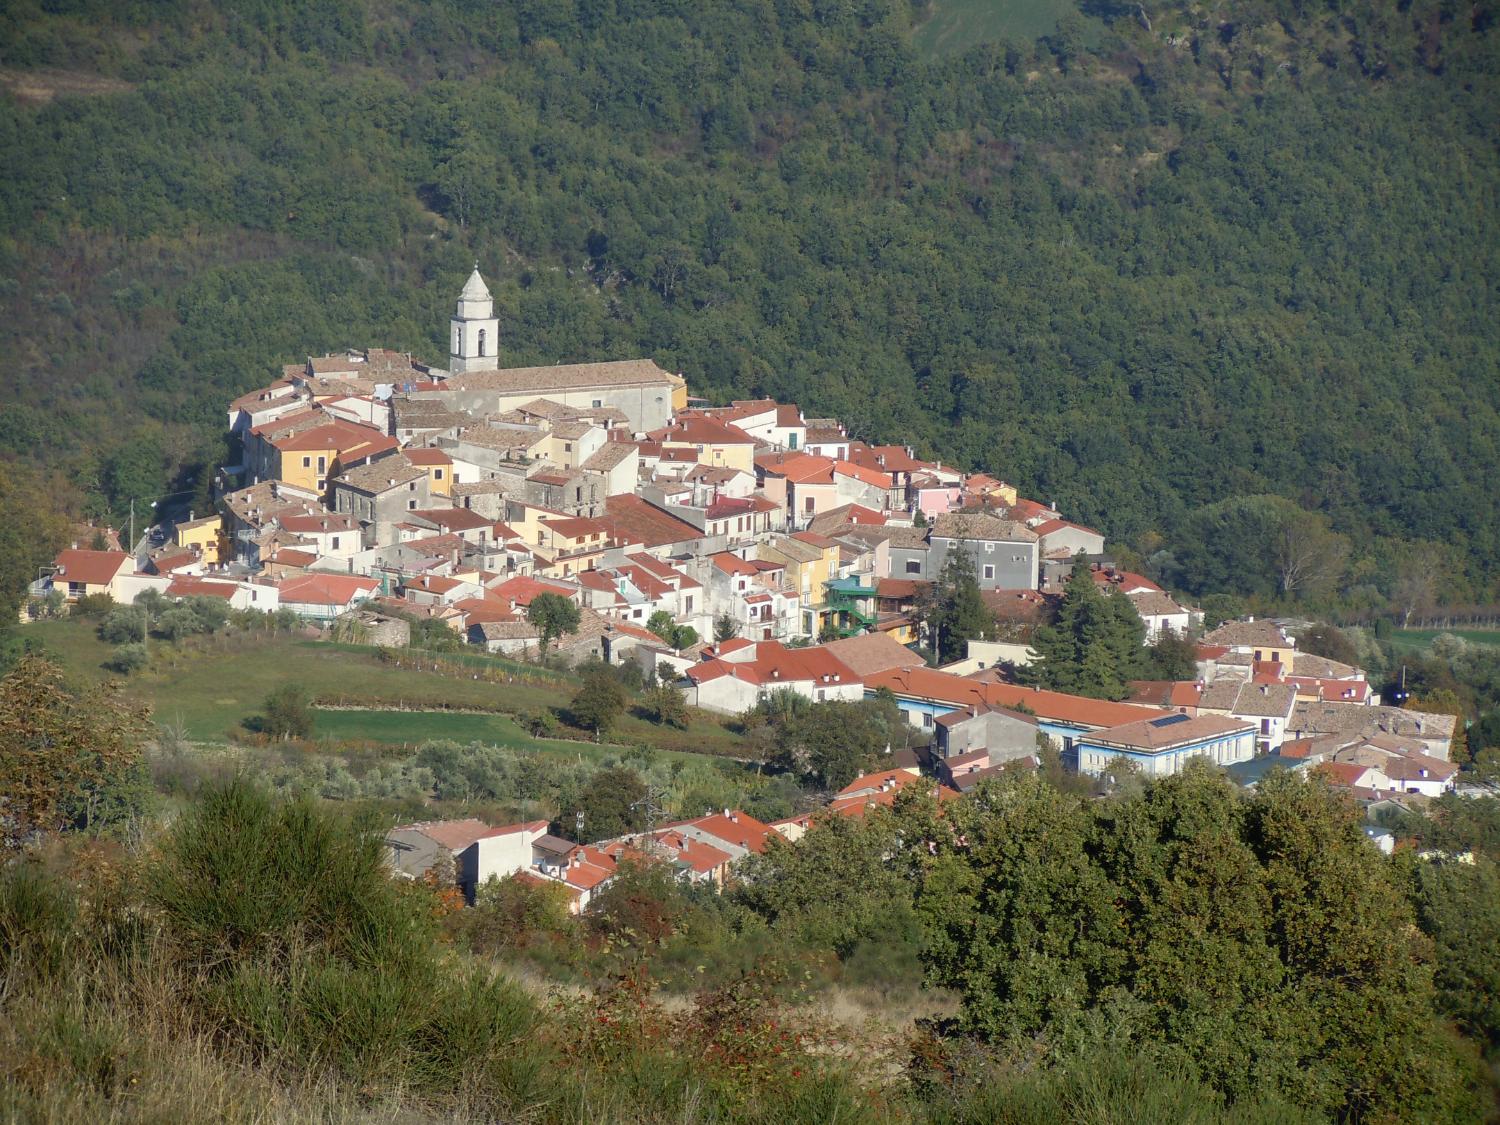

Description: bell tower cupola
[449,265,499,375]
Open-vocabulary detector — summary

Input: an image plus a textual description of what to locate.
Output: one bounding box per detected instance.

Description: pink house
[910,472,964,518]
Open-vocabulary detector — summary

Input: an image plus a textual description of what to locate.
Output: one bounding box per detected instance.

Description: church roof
[460,268,492,302]
[443,358,680,394]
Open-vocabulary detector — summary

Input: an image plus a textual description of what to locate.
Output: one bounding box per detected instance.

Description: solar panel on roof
[1149,713,1191,728]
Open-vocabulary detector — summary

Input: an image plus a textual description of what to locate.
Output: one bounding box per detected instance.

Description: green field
[1386,628,1500,653]
[22,619,747,758]
[912,0,1076,59]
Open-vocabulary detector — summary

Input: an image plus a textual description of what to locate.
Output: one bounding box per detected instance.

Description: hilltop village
[40,270,1462,903]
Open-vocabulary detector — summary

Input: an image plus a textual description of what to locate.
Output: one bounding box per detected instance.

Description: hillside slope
[0,0,1496,599]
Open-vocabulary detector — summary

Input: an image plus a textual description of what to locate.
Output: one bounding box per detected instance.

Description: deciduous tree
[527,593,580,656]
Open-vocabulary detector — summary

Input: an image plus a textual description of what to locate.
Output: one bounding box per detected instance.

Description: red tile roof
[596,494,703,548]
[867,666,1161,730]
[650,416,758,446]
[847,443,930,475]
[270,419,387,453]
[1314,761,1375,788]
[400,818,493,851]
[401,447,453,466]
[52,549,131,586]
[832,461,893,489]
[164,576,240,600]
[673,810,775,854]
[757,452,837,484]
[487,575,576,608]
[276,573,379,606]
[408,507,494,532]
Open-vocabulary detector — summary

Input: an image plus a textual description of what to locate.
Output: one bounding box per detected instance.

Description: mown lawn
[23,618,748,758]
[1386,628,1500,653]
[911,0,1076,59]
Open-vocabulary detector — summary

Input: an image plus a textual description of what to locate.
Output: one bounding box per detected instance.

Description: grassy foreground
[0,783,1324,1124]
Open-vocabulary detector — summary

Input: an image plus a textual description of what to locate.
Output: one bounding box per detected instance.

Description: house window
[453,328,462,353]
[302,456,311,468]
[922,713,933,729]
[804,496,814,513]
[564,443,572,453]
[983,565,994,580]
[409,482,416,491]
[905,560,921,575]
[434,469,444,480]
[332,536,340,549]
[317,456,326,473]
[478,328,486,357]
[1254,650,1264,662]
[592,399,602,409]
[684,596,693,612]
[763,627,772,640]
[984,542,994,552]
[408,499,417,510]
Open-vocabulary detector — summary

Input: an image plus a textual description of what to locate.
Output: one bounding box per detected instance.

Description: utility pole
[631,784,667,846]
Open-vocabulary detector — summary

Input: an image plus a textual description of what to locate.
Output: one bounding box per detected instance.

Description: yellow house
[508,503,570,547]
[402,447,455,496]
[529,421,605,471]
[50,549,132,602]
[535,516,613,578]
[253,416,396,495]
[652,416,757,474]
[1201,619,1296,668]
[965,475,1018,507]
[757,531,842,635]
[173,515,226,566]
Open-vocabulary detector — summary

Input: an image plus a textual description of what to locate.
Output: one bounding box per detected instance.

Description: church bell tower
[449,265,500,375]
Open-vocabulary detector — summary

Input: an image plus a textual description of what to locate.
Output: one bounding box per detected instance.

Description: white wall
[469,826,545,887]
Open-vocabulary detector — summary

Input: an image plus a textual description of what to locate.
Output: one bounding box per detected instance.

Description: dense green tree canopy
[912,766,1483,1120]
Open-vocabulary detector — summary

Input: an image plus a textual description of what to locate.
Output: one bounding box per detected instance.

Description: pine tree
[1025,564,1144,700]
[918,550,995,664]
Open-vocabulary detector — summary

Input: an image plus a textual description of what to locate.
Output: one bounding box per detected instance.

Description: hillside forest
[0,0,1496,617]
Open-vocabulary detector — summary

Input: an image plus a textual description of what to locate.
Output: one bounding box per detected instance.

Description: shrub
[150,782,543,1095]
[644,680,689,728]
[465,873,573,953]
[105,642,147,675]
[97,606,145,644]
[260,683,313,740]
[73,593,115,617]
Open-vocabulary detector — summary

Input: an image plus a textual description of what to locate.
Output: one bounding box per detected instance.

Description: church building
[432,266,686,432]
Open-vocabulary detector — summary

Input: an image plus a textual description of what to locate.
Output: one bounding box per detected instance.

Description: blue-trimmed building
[1075,713,1257,778]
